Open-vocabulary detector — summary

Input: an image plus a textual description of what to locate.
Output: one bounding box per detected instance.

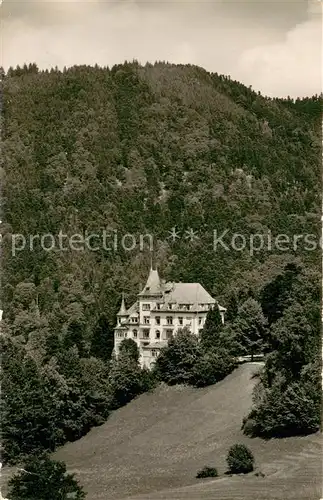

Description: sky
[0,0,322,97]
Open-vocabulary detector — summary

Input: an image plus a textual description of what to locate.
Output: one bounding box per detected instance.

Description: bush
[191,349,236,387]
[108,356,147,408]
[119,338,140,363]
[241,417,259,437]
[226,444,254,474]
[140,366,158,392]
[153,328,201,385]
[196,466,218,478]
[242,379,321,438]
[7,455,86,500]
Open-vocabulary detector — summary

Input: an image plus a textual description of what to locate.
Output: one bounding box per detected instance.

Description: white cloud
[1,0,321,97]
[236,13,322,97]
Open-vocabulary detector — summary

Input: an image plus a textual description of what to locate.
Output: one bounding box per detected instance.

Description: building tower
[116,292,127,326]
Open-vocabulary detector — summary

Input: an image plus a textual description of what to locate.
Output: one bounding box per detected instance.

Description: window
[133,329,138,338]
[117,332,124,338]
[156,303,161,310]
[144,316,150,324]
[166,316,173,325]
[143,329,150,339]
[166,329,173,340]
[125,332,128,338]
[168,303,173,310]
[155,316,160,325]
[178,317,183,325]
[142,303,150,311]
[198,317,202,325]
[151,349,158,357]
[155,330,161,339]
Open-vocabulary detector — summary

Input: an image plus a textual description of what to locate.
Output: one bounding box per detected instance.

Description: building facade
[114,267,225,368]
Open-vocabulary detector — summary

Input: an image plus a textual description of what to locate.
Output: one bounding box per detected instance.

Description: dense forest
[0,61,321,464]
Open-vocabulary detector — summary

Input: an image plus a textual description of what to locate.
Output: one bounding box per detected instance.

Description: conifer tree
[225,289,239,323]
[233,298,267,360]
[200,305,223,351]
[90,314,114,362]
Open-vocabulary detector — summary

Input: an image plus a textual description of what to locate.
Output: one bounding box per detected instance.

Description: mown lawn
[51,363,321,500]
[1,363,320,499]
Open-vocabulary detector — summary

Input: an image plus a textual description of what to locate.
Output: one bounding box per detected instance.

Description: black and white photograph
[0,1,322,499]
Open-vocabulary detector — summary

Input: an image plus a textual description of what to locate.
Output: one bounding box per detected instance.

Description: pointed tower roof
[139,266,162,296]
[117,292,127,316]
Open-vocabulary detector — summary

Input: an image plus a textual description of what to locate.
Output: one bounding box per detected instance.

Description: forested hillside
[1,62,321,464]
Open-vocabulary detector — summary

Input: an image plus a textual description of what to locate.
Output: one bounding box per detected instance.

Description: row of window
[142,329,170,339]
[142,303,192,311]
[129,316,205,326]
[116,329,173,340]
[143,316,204,326]
[142,303,212,311]
[116,331,139,339]
[117,315,204,339]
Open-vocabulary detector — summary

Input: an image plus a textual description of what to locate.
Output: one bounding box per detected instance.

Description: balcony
[163,328,174,341]
[139,335,150,341]
[140,340,150,346]
[139,328,150,341]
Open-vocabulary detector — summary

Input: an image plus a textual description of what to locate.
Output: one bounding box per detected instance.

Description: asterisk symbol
[184,228,199,242]
[167,226,181,243]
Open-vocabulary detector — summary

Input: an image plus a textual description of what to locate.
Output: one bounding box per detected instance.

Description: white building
[114,267,225,368]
